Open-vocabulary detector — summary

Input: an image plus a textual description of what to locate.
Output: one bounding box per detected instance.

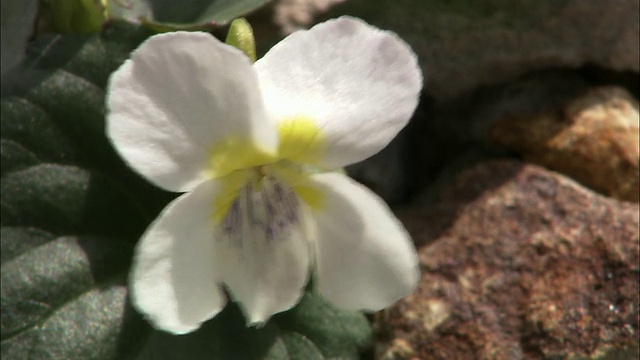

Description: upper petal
[308,172,419,310]
[214,176,310,325]
[130,179,226,334]
[255,16,422,168]
[107,32,277,192]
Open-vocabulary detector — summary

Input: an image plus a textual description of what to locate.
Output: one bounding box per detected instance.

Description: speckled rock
[490,86,639,202]
[377,160,639,360]
[324,0,640,99]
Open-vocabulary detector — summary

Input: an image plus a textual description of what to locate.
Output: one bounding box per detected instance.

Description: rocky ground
[249,1,639,359]
[381,161,638,359]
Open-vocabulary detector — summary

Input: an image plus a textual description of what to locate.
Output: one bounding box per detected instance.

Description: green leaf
[1,19,372,360]
[1,20,166,360]
[0,0,38,74]
[134,293,371,360]
[108,0,271,32]
[39,0,107,34]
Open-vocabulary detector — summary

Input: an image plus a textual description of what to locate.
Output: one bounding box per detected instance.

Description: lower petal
[309,172,419,310]
[130,179,225,334]
[214,177,311,325]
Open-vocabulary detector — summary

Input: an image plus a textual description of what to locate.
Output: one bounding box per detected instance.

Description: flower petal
[130,179,225,334]
[107,31,277,192]
[255,16,422,168]
[214,177,310,325]
[308,172,419,310]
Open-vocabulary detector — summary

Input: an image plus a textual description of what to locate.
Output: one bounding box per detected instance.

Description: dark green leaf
[38,0,107,34]
[276,293,373,359]
[135,294,372,360]
[279,333,324,360]
[109,0,271,32]
[1,20,163,360]
[0,0,38,74]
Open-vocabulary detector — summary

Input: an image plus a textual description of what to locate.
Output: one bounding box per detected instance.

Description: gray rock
[325,0,640,99]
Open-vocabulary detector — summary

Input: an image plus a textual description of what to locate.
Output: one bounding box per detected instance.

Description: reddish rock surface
[377,161,639,359]
[490,86,639,203]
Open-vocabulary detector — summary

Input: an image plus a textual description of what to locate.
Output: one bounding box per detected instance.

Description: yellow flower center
[209,117,326,224]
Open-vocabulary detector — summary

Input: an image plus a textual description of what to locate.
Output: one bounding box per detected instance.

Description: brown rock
[378,160,639,359]
[490,86,639,203]
[325,0,640,99]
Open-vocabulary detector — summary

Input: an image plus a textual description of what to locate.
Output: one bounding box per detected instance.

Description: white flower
[106,16,422,334]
